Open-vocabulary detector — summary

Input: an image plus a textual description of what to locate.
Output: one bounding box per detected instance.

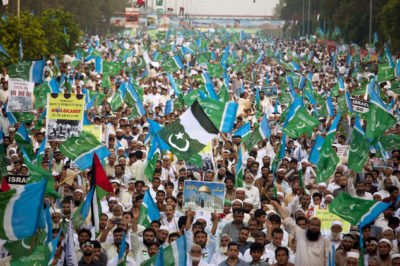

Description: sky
[149,0,280,17]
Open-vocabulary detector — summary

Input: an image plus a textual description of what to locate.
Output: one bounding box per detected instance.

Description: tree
[0,12,48,63]
[380,0,400,53]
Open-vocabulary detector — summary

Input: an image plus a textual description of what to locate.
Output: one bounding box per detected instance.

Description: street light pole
[302,0,305,36]
[369,0,372,46]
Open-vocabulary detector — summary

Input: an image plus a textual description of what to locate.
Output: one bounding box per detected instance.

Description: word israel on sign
[351,97,370,113]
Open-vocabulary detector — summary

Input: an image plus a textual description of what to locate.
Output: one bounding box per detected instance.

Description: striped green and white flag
[198,97,238,133]
[138,190,160,227]
[348,115,369,173]
[142,235,187,266]
[159,101,219,160]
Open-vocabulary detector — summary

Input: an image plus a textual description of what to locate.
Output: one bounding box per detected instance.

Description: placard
[83,125,102,142]
[351,98,370,114]
[6,78,34,112]
[183,180,225,212]
[46,93,84,141]
[313,204,351,236]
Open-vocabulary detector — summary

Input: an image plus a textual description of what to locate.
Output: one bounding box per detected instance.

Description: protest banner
[6,78,34,112]
[183,180,225,212]
[6,174,28,189]
[46,93,84,142]
[83,125,102,143]
[186,142,215,173]
[313,204,351,236]
[351,97,370,114]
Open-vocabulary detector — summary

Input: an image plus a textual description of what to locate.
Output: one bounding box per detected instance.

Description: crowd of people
[0,27,399,266]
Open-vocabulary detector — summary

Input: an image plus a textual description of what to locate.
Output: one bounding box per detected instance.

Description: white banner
[6,78,34,112]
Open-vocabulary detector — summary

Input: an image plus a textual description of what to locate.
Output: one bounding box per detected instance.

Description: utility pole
[369,0,372,46]
[302,0,305,36]
[307,0,311,36]
[17,0,20,19]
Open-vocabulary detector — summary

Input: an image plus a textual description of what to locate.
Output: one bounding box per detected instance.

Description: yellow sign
[83,125,102,142]
[313,205,351,234]
[47,93,84,120]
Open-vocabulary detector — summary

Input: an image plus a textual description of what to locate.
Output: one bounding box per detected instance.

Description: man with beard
[329,221,343,249]
[334,234,355,265]
[156,225,169,248]
[188,244,210,266]
[224,177,236,201]
[243,173,260,209]
[131,208,156,264]
[78,240,101,266]
[254,166,270,193]
[377,238,392,266]
[364,237,378,262]
[272,200,331,266]
[210,234,231,265]
[354,181,373,200]
[73,189,84,208]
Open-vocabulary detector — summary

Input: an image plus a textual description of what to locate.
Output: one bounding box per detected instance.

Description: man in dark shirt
[78,240,102,266]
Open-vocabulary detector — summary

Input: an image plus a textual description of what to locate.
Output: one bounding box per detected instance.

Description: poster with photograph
[6,78,34,112]
[46,93,84,141]
[183,180,225,212]
[186,142,215,173]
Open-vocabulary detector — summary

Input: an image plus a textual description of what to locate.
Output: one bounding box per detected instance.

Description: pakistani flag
[138,190,160,227]
[366,91,397,145]
[4,231,47,261]
[133,56,147,72]
[95,57,121,76]
[198,97,238,133]
[159,101,219,160]
[15,123,35,161]
[142,235,187,266]
[59,131,111,170]
[348,115,369,173]
[329,192,391,227]
[161,55,184,73]
[315,113,341,183]
[282,103,320,138]
[8,60,45,83]
[0,180,46,240]
[244,113,271,151]
[378,134,400,151]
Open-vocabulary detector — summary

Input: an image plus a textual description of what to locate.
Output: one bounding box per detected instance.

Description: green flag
[207,63,224,78]
[366,91,397,145]
[315,113,340,183]
[133,56,147,72]
[282,107,320,139]
[378,134,400,151]
[109,89,124,110]
[329,191,391,226]
[377,64,396,83]
[161,56,183,73]
[348,116,369,173]
[10,243,51,266]
[217,84,230,102]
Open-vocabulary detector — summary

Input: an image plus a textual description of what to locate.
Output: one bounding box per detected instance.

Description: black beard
[74,200,82,207]
[217,173,225,180]
[306,229,321,242]
[83,250,93,256]
[380,253,389,259]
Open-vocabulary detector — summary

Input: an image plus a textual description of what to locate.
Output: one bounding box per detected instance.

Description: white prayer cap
[325,194,334,200]
[74,189,83,194]
[231,199,243,205]
[111,179,121,184]
[50,208,62,214]
[346,251,360,259]
[391,253,400,260]
[236,188,245,192]
[318,182,327,188]
[9,147,17,152]
[379,238,392,247]
[159,225,169,232]
[116,129,123,132]
[247,156,255,161]
[373,192,382,197]
[277,191,284,198]
[108,197,117,202]
[118,147,125,151]
[11,154,19,158]
[331,220,343,228]
[382,227,394,232]
[243,198,253,205]
[277,168,286,172]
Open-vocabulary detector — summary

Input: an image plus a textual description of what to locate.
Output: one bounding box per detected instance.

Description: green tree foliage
[3,0,129,35]
[0,12,48,63]
[0,10,81,63]
[277,0,400,53]
[380,0,400,53]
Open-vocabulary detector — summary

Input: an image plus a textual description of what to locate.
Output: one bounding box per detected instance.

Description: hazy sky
[149,0,280,17]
